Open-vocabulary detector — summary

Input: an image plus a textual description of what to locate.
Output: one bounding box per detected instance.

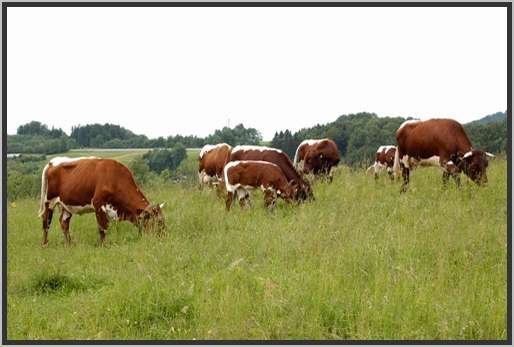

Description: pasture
[6,151,507,340]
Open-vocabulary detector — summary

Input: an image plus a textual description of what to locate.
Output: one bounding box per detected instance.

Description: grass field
[6,154,507,340]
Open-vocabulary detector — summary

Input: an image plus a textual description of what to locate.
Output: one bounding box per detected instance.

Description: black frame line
[1,1,511,345]
[0,1,512,6]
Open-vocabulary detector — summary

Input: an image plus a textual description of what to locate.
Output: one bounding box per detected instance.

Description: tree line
[8,121,263,154]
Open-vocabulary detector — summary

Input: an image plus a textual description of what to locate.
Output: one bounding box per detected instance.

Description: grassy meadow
[6,151,508,340]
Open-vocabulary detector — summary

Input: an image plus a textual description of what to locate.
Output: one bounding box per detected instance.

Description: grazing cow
[198,143,232,188]
[229,145,313,201]
[294,139,340,180]
[366,145,396,180]
[38,157,165,246]
[223,160,297,210]
[393,119,494,193]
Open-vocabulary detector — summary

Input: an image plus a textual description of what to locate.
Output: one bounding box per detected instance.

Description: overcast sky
[7,6,507,140]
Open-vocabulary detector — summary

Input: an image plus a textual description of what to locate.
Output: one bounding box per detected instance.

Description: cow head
[280,180,298,202]
[452,150,492,185]
[303,152,322,174]
[138,203,166,232]
[296,180,314,202]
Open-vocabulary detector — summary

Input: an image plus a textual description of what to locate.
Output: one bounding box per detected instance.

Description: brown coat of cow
[198,143,232,187]
[296,139,340,179]
[39,157,165,246]
[223,160,296,210]
[229,145,313,201]
[394,118,493,192]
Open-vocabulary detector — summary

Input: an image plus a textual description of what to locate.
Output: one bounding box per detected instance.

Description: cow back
[396,119,472,159]
[46,158,149,212]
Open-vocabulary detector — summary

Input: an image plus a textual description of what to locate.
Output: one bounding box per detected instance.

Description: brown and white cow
[198,143,232,188]
[366,145,396,180]
[393,119,494,193]
[229,145,313,201]
[294,139,340,180]
[38,157,165,246]
[223,160,297,210]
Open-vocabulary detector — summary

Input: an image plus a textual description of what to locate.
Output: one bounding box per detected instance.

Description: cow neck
[121,187,151,223]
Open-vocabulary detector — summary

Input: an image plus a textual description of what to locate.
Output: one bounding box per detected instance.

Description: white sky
[7,6,507,140]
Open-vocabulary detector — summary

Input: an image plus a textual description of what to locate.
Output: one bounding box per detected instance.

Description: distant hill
[467,111,507,125]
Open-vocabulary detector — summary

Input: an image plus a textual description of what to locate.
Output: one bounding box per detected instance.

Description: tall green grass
[6,159,507,340]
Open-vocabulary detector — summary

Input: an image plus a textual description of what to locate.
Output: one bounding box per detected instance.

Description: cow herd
[37,118,495,246]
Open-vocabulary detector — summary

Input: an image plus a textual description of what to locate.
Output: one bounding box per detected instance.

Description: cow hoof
[41,242,49,248]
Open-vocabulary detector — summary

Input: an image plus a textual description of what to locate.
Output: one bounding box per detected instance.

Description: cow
[38,157,165,246]
[198,143,232,188]
[294,139,340,181]
[223,160,298,210]
[366,145,396,180]
[393,118,495,193]
[229,145,313,201]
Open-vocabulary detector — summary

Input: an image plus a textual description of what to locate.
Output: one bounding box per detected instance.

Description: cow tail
[393,147,401,179]
[38,163,50,217]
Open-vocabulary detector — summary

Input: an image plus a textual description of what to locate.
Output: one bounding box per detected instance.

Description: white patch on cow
[47,197,95,215]
[418,156,441,167]
[375,162,386,173]
[447,160,454,165]
[199,170,218,185]
[236,187,250,200]
[402,155,444,170]
[49,156,98,166]
[377,145,396,153]
[199,143,230,159]
[463,151,473,159]
[101,204,119,220]
[224,161,242,193]
[62,210,71,221]
[401,155,410,168]
[398,119,421,131]
[299,139,325,147]
[232,145,282,154]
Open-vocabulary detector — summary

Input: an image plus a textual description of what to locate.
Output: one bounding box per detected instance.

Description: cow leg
[387,167,394,181]
[93,205,109,246]
[442,171,450,187]
[452,174,461,188]
[41,202,54,247]
[264,190,276,209]
[237,189,250,208]
[59,209,72,246]
[373,163,380,180]
[328,166,335,183]
[197,172,204,190]
[226,191,234,211]
[400,165,410,193]
[215,181,226,199]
